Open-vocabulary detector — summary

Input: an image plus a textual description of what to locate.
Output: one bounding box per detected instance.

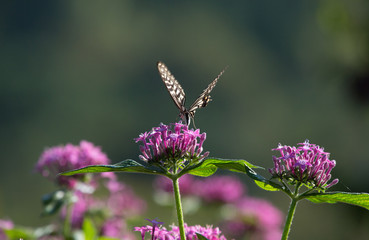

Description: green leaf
[196,233,210,240]
[4,228,34,239]
[187,158,260,177]
[60,159,165,176]
[98,237,118,240]
[83,218,97,240]
[254,180,282,191]
[244,165,284,191]
[186,162,217,177]
[304,191,369,210]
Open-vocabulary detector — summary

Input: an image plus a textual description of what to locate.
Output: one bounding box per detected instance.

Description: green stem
[63,199,73,239]
[172,177,186,240]
[281,183,302,240]
[281,197,299,240]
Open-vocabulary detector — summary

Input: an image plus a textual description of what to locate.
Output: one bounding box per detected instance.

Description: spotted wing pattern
[157,61,226,125]
[188,67,226,114]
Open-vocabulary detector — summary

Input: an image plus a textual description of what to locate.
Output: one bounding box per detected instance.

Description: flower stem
[172,177,186,240]
[281,197,298,240]
[63,200,73,239]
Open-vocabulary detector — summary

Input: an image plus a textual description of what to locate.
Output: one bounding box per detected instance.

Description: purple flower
[154,175,244,206]
[36,141,113,188]
[154,174,196,196]
[146,218,164,228]
[237,197,283,230]
[101,217,136,240]
[135,122,209,172]
[58,190,93,228]
[0,219,13,240]
[145,218,165,240]
[195,175,245,203]
[105,180,146,217]
[94,183,146,240]
[58,180,146,233]
[134,223,228,240]
[101,218,122,237]
[222,197,283,240]
[269,140,339,190]
[154,174,245,204]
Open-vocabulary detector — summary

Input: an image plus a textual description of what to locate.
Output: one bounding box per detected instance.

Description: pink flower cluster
[222,197,283,240]
[269,140,339,189]
[195,175,245,203]
[154,174,283,239]
[63,180,145,238]
[36,140,113,188]
[0,219,13,240]
[134,223,227,240]
[155,174,244,203]
[135,122,209,167]
[105,180,146,218]
[35,141,146,239]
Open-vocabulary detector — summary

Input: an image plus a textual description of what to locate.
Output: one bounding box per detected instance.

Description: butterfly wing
[188,67,227,114]
[157,61,186,112]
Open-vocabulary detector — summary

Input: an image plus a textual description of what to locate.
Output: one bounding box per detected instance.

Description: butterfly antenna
[340,182,351,191]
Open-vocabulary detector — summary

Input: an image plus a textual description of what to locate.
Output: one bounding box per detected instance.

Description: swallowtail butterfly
[157,61,226,126]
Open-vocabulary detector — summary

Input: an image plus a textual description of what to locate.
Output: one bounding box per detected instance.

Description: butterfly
[157,61,226,126]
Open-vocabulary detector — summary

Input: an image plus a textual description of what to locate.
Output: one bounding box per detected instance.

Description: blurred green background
[1,0,369,239]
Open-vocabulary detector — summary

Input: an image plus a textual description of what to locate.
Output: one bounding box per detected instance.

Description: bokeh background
[1,0,369,239]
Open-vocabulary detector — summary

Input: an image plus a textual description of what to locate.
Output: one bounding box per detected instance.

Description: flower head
[0,219,13,240]
[36,141,113,189]
[195,175,245,203]
[105,180,146,217]
[134,223,227,240]
[269,140,339,190]
[135,122,209,173]
[67,190,93,228]
[154,174,196,196]
[222,197,283,240]
[101,217,136,240]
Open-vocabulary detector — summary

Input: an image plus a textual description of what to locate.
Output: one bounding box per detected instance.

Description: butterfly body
[157,61,226,126]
